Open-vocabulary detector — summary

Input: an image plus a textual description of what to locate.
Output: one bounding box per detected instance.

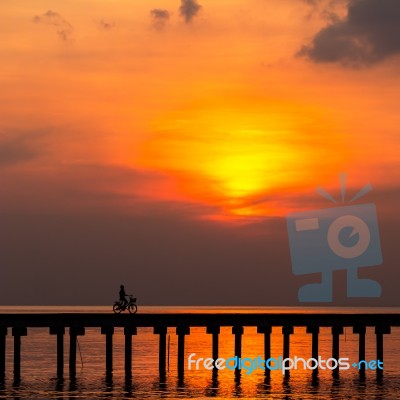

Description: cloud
[303,0,345,22]
[0,188,398,306]
[299,0,400,66]
[0,130,43,167]
[150,9,170,30]
[98,19,116,30]
[33,10,73,41]
[179,0,202,23]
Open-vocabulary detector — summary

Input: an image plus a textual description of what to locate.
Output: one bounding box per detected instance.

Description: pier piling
[353,326,366,372]
[176,326,190,376]
[69,327,85,379]
[154,326,167,374]
[282,326,293,359]
[124,327,137,377]
[12,327,27,381]
[0,312,398,382]
[282,326,293,376]
[331,326,343,360]
[232,326,244,361]
[331,326,343,375]
[375,326,390,376]
[50,327,65,379]
[307,326,319,372]
[101,327,114,375]
[257,326,272,377]
[206,326,220,365]
[0,328,7,380]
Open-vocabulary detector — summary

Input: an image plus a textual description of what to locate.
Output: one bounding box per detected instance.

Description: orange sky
[1,0,400,306]
[1,0,399,220]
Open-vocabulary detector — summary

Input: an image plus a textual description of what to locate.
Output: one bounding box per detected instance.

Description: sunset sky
[0,0,399,305]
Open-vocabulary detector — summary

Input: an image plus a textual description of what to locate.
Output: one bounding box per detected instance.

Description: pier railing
[0,313,396,380]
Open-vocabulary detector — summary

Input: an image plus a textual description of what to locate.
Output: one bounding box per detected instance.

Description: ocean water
[0,306,399,399]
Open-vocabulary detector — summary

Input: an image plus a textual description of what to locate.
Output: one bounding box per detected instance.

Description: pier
[0,313,396,380]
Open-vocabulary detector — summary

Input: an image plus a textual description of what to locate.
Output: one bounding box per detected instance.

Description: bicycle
[113,295,138,314]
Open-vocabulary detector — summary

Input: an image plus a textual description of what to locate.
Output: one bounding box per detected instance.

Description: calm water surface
[0,306,399,399]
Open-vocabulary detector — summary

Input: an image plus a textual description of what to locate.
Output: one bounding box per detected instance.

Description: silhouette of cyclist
[119,285,128,309]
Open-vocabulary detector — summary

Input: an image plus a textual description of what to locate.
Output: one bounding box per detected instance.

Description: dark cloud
[0,188,397,306]
[150,9,170,30]
[0,131,42,167]
[33,10,73,41]
[98,19,115,30]
[299,0,400,66]
[179,0,202,23]
[0,162,168,212]
[151,9,170,20]
[303,0,344,22]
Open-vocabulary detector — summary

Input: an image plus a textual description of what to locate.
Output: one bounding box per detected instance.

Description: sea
[0,306,399,399]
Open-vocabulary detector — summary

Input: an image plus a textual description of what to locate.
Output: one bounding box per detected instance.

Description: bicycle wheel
[128,303,138,314]
[113,303,122,314]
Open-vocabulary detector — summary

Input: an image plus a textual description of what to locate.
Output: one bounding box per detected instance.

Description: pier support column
[124,328,133,378]
[257,326,272,377]
[176,326,190,376]
[0,328,7,381]
[282,326,294,360]
[101,327,114,376]
[306,326,319,370]
[124,327,137,377]
[232,326,244,361]
[331,326,343,376]
[154,326,167,375]
[353,326,366,372]
[282,326,293,376]
[12,327,27,381]
[331,326,343,360]
[375,326,390,377]
[206,326,220,366]
[50,327,65,379]
[69,327,85,379]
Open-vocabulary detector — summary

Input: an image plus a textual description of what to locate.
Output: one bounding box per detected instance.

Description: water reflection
[205,370,219,397]
[175,374,197,398]
[282,375,292,400]
[232,370,242,398]
[11,379,21,400]
[151,373,168,398]
[104,373,113,397]
[330,374,341,398]
[0,365,398,399]
[68,378,78,400]
[255,375,271,397]
[353,374,367,399]
[54,377,64,393]
[310,371,319,390]
[13,376,21,386]
[123,375,133,398]
[177,373,185,390]
[358,370,366,383]
[373,376,386,400]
